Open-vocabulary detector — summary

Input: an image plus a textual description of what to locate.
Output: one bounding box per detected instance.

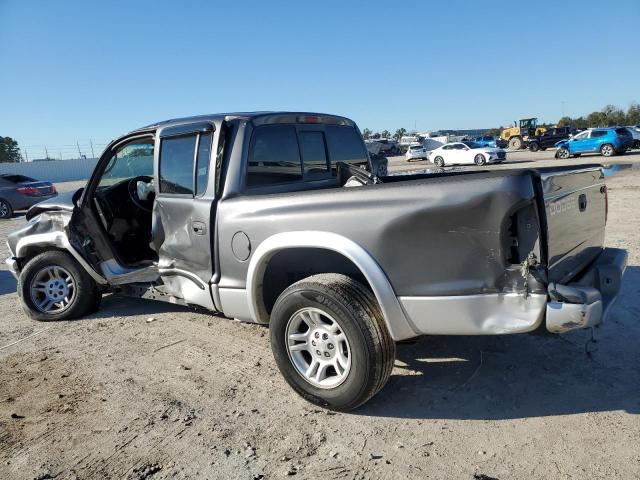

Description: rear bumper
[546,248,627,333]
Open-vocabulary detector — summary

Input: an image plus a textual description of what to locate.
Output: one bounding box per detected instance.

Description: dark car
[0,174,58,219]
[528,126,576,152]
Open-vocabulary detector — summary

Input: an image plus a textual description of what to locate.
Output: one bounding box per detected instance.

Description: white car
[428,141,506,167]
[405,143,428,161]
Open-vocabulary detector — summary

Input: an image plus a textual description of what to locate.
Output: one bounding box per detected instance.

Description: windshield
[462,141,483,149]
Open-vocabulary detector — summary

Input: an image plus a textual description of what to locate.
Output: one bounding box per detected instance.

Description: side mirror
[463,147,469,151]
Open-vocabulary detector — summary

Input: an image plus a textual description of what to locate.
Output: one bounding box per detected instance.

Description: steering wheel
[127,175,154,213]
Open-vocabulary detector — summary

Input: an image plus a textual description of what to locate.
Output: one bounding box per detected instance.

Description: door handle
[192,221,206,235]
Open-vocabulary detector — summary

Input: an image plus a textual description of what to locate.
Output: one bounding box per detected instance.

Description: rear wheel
[633,140,640,149]
[474,154,486,166]
[269,274,395,411]
[529,141,539,152]
[0,199,13,219]
[509,136,523,149]
[556,147,570,159]
[600,143,615,157]
[18,250,101,321]
[434,156,445,167]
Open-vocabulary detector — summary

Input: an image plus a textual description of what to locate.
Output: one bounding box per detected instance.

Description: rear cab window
[245,123,368,189]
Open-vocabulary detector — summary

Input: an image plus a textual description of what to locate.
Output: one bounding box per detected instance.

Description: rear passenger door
[153,122,218,309]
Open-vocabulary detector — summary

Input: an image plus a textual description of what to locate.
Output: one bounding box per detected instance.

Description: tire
[269,273,395,411]
[600,143,615,157]
[18,250,101,321]
[529,142,539,152]
[556,147,570,159]
[0,199,13,219]
[634,140,640,149]
[434,156,445,167]
[509,136,523,150]
[474,154,486,166]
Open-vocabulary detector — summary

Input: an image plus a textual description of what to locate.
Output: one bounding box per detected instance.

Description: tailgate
[539,166,606,283]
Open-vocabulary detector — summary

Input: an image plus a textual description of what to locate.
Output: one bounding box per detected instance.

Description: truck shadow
[359,266,640,420]
[0,270,17,295]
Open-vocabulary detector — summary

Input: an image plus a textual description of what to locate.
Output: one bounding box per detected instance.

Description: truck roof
[133,111,356,133]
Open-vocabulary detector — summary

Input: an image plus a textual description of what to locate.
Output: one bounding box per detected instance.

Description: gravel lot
[1,151,639,479]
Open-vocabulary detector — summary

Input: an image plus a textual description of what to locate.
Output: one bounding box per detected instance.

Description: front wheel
[556,147,570,159]
[529,142,539,152]
[434,156,445,167]
[600,143,615,157]
[18,250,101,321]
[474,154,486,166]
[269,274,395,411]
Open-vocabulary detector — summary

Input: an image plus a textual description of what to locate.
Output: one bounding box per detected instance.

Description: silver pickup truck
[6,112,627,410]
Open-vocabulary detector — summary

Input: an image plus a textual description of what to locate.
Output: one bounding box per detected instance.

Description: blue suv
[555,127,633,159]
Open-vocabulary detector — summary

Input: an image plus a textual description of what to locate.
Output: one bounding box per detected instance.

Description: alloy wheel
[29,265,76,314]
[285,307,351,389]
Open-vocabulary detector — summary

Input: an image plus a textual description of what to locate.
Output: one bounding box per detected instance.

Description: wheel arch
[246,231,417,341]
[15,232,107,285]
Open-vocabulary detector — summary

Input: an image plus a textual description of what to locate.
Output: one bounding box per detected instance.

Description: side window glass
[98,140,154,190]
[195,132,211,196]
[247,125,302,187]
[299,131,329,176]
[159,135,197,194]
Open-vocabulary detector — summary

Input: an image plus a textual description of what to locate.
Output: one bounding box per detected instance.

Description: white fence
[0,158,98,183]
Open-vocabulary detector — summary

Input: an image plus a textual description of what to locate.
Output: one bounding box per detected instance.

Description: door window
[195,132,211,196]
[159,135,197,195]
[159,132,212,196]
[98,140,154,190]
[573,131,589,140]
[591,130,606,138]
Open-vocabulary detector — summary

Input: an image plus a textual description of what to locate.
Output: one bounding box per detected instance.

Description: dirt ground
[1,153,639,480]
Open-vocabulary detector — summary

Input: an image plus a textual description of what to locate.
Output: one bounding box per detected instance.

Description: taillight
[16,186,39,196]
[52,186,57,193]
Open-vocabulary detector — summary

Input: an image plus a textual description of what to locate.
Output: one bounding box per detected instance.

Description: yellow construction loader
[500,118,547,149]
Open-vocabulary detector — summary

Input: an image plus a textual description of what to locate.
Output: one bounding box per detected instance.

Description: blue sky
[1,0,639,159]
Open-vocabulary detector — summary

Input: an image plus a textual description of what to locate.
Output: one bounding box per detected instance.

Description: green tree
[557,117,573,127]
[393,128,406,140]
[381,130,391,139]
[0,137,21,163]
[627,103,640,126]
[371,132,381,139]
[362,128,372,140]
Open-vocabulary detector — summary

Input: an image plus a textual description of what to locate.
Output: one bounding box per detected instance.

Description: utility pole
[24,150,29,162]
[561,101,566,118]
[59,152,63,160]
[45,146,49,160]
[90,139,95,158]
[77,141,82,159]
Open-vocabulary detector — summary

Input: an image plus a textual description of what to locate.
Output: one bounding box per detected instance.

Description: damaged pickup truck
[6,112,627,410]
